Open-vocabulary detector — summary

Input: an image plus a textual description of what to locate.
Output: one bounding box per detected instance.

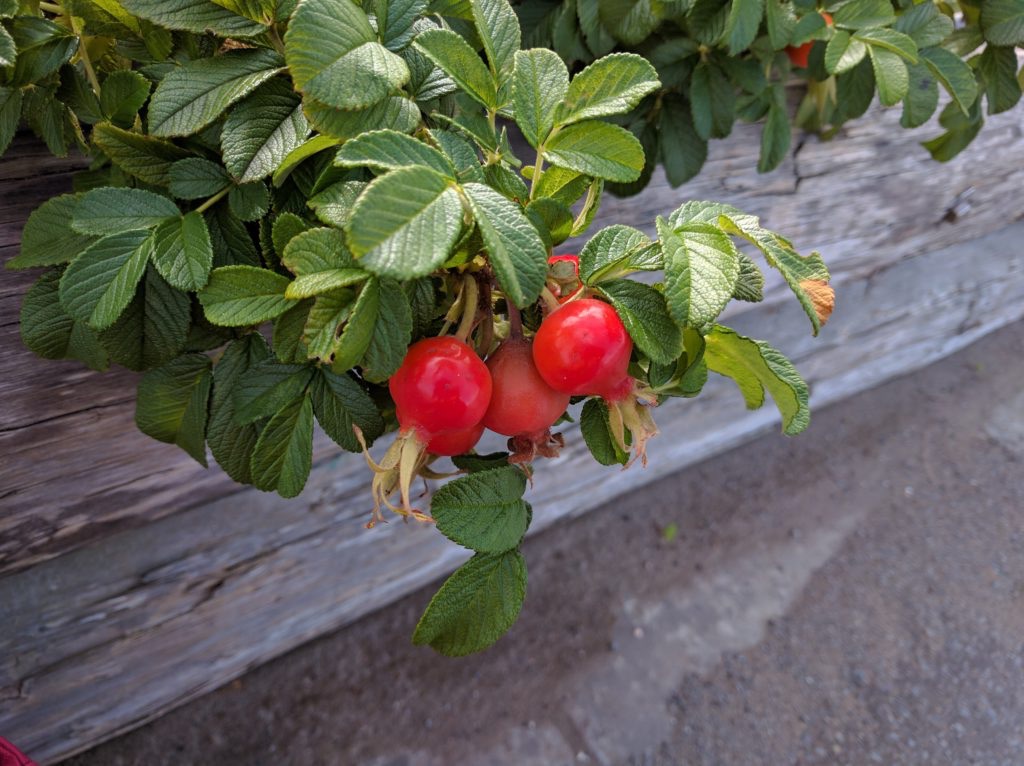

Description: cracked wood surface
[3,103,1024,576]
[1,100,1024,763]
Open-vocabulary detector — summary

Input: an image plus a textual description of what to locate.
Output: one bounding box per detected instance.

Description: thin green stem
[268,25,287,56]
[571,180,599,232]
[455,275,480,343]
[196,186,231,214]
[38,1,63,13]
[66,6,101,95]
[528,148,545,201]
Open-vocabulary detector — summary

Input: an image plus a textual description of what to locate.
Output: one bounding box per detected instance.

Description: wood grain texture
[2,106,1023,575]
[3,222,1023,764]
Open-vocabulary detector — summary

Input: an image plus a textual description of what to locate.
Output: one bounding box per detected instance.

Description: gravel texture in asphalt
[64,321,1024,766]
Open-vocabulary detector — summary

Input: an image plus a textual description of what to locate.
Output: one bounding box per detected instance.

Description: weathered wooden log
[2,97,1024,763]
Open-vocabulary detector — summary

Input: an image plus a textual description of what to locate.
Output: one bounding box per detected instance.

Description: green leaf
[921,99,983,161]
[151,211,214,291]
[545,120,645,183]
[273,134,341,187]
[413,550,527,656]
[20,269,108,370]
[72,187,179,235]
[920,46,978,114]
[0,25,16,68]
[901,62,939,128]
[7,195,96,269]
[234,359,315,424]
[579,224,660,284]
[303,94,421,141]
[579,398,627,466]
[894,2,953,48]
[308,180,365,227]
[8,17,77,86]
[512,48,569,147]
[832,0,895,29]
[273,298,313,362]
[168,158,231,200]
[659,96,707,186]
[658,218,740,332]
[286,269,366,300]
[311,368,384,451]
[856,27,918,62]
[689,61,734,141]
[722,0,764,54]
[0,0,16,18]
[704,325,810,435]
[598,0,661,45]
[413,27,498,109]
[59,230,153,330]
[211,0,277,22]
[347,166,463,279]
[712,208,833,335]
[135,353,212,465]
[733,251,765,302]
[222,78,309,183]
[471,0,521,79]
[100,70,151,128]
[981,0,1024,46]
[375,0,428,50]
[285,0,409,110]
[451,452,510,473]
[303,289,354,361]
[228,180,270,222]
[334,129,455,176]
[759,96,791,172]
[91,123,192,187]
[598,279,682,364]
[250,394,314,498]
[362,278,413,382]
[148,49,284,137]
[462,182,547,307]
[977,45,1022,115]
[198,265,296,326]
[868,45,908,106]
[99,266,191,371]
[764,0,796,48]
[330,277,379,372]
[525,197,573,248]
[208,334,272,484]
[0,86,23,157]
[207,205,261,267]
[432,467,529,553]
[556,52,660,126]
[119,0,268,36]
[825,30,868,75]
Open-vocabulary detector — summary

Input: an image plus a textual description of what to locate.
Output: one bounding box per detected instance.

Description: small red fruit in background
[785,11,832,68]
[389,336,492,442]
[532,298,633,398]
[484,338,570,437]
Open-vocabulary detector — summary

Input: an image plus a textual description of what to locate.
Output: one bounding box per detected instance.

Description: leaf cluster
[515,0,1024,189]
[6,0,832,656]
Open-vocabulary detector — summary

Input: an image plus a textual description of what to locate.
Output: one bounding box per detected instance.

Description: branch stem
[196,186,231,214]
[507,301,523,339]
[540,286,561,313]
[39,1,63,13]
[455,275,479,343]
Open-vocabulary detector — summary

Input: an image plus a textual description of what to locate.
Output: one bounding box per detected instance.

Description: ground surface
[64,321,1024,766]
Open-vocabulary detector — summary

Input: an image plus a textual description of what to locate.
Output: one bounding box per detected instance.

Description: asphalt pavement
[65,321,1024,766]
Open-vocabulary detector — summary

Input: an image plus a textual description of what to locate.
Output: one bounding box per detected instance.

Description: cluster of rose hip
[361,254,656,524]
[784,11,834,68]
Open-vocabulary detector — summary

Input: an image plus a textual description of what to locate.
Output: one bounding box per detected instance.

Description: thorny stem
[196,186,231,214]
[507,301,523,339]
[454,274,479,343]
